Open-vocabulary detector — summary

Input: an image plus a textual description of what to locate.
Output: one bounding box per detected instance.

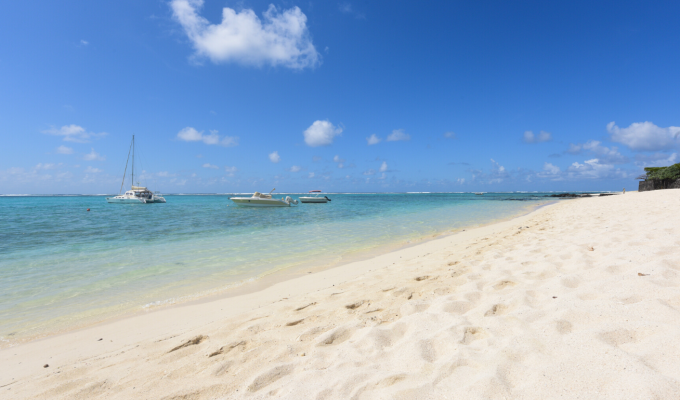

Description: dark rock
[547,193,580,198]
[639,178,680,192]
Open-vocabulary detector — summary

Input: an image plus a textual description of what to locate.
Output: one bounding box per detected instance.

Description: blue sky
[1,0,679,194]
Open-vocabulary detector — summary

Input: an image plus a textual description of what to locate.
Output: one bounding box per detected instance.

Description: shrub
[644,163,680,181]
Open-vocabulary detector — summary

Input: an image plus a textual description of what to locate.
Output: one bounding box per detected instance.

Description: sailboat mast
[131,135,135,188]
[118,136,133,194]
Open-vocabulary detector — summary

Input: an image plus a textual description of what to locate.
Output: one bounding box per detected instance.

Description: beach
[2,189,680,399]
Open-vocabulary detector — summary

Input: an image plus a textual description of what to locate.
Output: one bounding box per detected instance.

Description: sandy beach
[2,189,680,399]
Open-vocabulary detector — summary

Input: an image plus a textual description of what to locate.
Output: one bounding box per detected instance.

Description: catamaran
[106,136,166,204]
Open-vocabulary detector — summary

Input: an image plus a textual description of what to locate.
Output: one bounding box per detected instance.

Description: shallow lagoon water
[0,193,556,344]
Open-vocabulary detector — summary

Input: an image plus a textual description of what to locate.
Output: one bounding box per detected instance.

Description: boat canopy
[309,190,321,193]
[131,186,149,191]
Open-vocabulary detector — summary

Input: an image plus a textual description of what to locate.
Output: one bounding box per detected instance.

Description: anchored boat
[106,135,166,204]
[230,189,298,207]
[299,190,331,203]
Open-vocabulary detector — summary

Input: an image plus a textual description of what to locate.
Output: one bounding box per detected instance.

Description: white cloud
[444,131,456,139]
[523,130,552,143]
[543,162,561,175]
[634,152,678,168]
[303,120,342,147]
[289,165,301,172]
[56,145,74,155]
[333,155,345,168]
[308,172,315,178]
[379,161,388,172]
[566,158,627,180]
[42,124,107,143]
[170,0,320,69]
[387,129,410,142]
[607,121,680,151]
[177,127,238,147]
[224,166,237,176]
[83,148,105,161]
[457,178,465,184]
[269,151,280,163]
[565,140,628,164]
[366,134,381,145]
[220,136,239,147]
[363,169,376,175]
[80,40,89,45]
[202,163,219,169]
[85,166,101,173]
[35,163,59,170]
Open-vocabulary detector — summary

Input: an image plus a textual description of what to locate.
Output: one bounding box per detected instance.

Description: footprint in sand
[555,320,573,334]
[294,302,316,311]
[317,327,353,346]
[461,327,486,345]
[484,304,508,316]
[599,329,643,347]
[561,276,580,288]
[247,364,294,392]
[493,280,517,290]
[346,300,366,310]
[208,340,246,357]
[374,374,407,388]
[169,335,207,353]
[443,301,472,315]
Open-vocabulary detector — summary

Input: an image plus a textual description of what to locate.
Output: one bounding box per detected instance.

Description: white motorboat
[299,190,331,203]
[474,192,484,195]
[106,135,167,204]
[230,189,298,207]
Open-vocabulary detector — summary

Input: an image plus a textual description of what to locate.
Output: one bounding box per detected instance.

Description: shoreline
[1,198,553,348]
[1,198,559,387]
[5,191,676,399]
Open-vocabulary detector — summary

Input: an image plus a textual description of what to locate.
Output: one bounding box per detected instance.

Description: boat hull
[299,197,328,203]
[106,197,146,204]
[230,198,291,207]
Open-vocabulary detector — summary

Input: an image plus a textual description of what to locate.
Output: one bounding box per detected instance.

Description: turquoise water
[0,193,554,344]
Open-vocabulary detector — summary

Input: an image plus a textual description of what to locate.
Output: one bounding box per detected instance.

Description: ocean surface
[0,193,561,345]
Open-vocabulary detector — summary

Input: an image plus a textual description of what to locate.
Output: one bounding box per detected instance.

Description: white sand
[2,190,680,399]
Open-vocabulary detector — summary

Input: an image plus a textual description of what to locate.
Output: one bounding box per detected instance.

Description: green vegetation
[644,163,680,181]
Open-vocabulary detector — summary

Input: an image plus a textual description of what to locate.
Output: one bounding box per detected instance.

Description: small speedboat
[474,192,484,195]
[230,189,298,207]
[299,190,331,203]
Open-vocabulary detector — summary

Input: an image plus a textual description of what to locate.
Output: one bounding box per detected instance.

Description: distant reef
[546,193,615,198]
[638,163,680,192]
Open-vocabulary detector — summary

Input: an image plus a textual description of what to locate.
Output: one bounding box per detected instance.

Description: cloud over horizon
[607,121,680,151]
[170,0,320,69]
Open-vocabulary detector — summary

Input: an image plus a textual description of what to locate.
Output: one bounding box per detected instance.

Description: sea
[0,192,568,346]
